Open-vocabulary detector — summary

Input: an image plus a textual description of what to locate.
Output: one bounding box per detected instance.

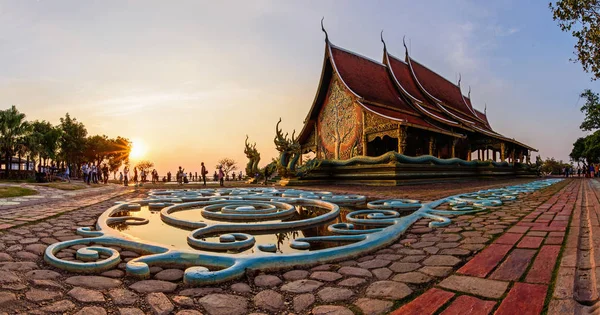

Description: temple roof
[329,45,414,113]
[298,34,536,151]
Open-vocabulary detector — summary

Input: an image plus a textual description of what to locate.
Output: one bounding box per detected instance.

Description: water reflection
[107,205,413,255]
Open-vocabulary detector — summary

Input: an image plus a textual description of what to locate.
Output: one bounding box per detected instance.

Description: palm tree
[0,106,30,178]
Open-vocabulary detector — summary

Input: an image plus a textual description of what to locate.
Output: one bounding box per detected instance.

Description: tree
[579,89,600,130]
[107,136,131,179]
[216,158,237,177]
[584,130,600,163]
[59,113,87,170]
[31,121,61,167]
[84,135,111,165]
[540,157,572,174]
[135,160,154,173]
[550,0,600,80]
[571,137,588,166]
[0,106,31,177]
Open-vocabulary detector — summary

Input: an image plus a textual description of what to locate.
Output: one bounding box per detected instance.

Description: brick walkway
[0,178,585,314]
[395,178,580,315]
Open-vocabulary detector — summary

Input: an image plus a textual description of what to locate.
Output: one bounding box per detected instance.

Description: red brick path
[393,179,581,315]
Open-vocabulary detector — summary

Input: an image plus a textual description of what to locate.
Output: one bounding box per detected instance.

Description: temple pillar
[397,125,407,155]
[485,148,489,161]
[526,151,531,164]
[451,138,457,158]
[467,146,472,161]
[510,148,515,164]
[500,143,506,161]
[361,111,367,156]
[428,136,436,156]
[314,124,320,159]
[518,150,524,163]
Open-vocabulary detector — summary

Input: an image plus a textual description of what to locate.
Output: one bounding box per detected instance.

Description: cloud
[491,25,519,37]
[95,86,261,117]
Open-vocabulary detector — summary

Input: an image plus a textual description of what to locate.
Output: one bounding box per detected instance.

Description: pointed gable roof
[329,45,413,113]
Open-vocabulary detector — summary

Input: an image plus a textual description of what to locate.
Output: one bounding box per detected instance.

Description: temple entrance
[367,136,398,157]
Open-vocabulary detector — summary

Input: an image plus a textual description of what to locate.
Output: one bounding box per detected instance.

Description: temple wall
[317,77,363,160]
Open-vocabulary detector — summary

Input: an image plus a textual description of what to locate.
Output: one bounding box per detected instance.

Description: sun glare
[129,139,147,160]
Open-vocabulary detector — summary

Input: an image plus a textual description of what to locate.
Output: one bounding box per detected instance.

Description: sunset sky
[0,1,597,174]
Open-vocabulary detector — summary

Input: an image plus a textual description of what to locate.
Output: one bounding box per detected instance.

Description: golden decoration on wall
[318,78,361,160]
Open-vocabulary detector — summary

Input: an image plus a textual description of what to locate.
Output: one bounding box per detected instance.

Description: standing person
[213,171,218,182]
[102,164,109,184]
[64,165,71,183]
[123,165,129,186]
[133,167,138,185]
[201,162,207,186]
[86,164,92,185]
[218,166,224,187]
[81,164,87,183]
[167,171,171,182]
[119,172,123,184]
[90,164,97,184]
[231,171,236,181]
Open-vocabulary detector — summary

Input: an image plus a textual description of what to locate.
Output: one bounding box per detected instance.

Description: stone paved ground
[0,177,589,315]
[0,183,128,229]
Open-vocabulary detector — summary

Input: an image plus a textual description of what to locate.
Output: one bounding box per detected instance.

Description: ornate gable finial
[321,17,329,42]
[484,103,487,115]
[458,73,462,87]
[380,30,387,52]
[468,86,471,99]
[402,35,408,56]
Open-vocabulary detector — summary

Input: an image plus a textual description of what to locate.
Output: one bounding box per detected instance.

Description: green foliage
[579,89,600,130]
[540,157,572,174]
[0,106,31,176]
[584,130,600,163]
[0,107,131,179]
[31,120,61,163]
[550,0,600,80]
[570,137,588,165]
[571,89,600,167]
[0,186,37,198]
[59,113,88,166]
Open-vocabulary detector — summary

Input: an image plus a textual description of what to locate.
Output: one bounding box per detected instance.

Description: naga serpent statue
[244,135,261,177]
[274,118,321,178]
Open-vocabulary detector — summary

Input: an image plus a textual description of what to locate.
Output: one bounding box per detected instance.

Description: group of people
[212,170,243,182]
[119,166,157,186]
[37,163,70,183]
[81,163,109,185]
[563,164,600,178]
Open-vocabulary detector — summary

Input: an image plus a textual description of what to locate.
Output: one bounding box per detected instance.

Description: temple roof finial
[380,30,386,51]
[468,86,471,98]
[484,103,487,115]
[402,35,408,56]
[321,17,329,42]
[458,73,461,87]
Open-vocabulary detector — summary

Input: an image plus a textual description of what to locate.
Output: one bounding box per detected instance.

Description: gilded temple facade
[297,34,536,164]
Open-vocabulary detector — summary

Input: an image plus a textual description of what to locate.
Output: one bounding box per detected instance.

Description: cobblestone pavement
[0,178,586,315]
[0,183,129,230]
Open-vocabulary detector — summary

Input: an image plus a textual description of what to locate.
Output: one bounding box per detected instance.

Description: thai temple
[296,28,536,166]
